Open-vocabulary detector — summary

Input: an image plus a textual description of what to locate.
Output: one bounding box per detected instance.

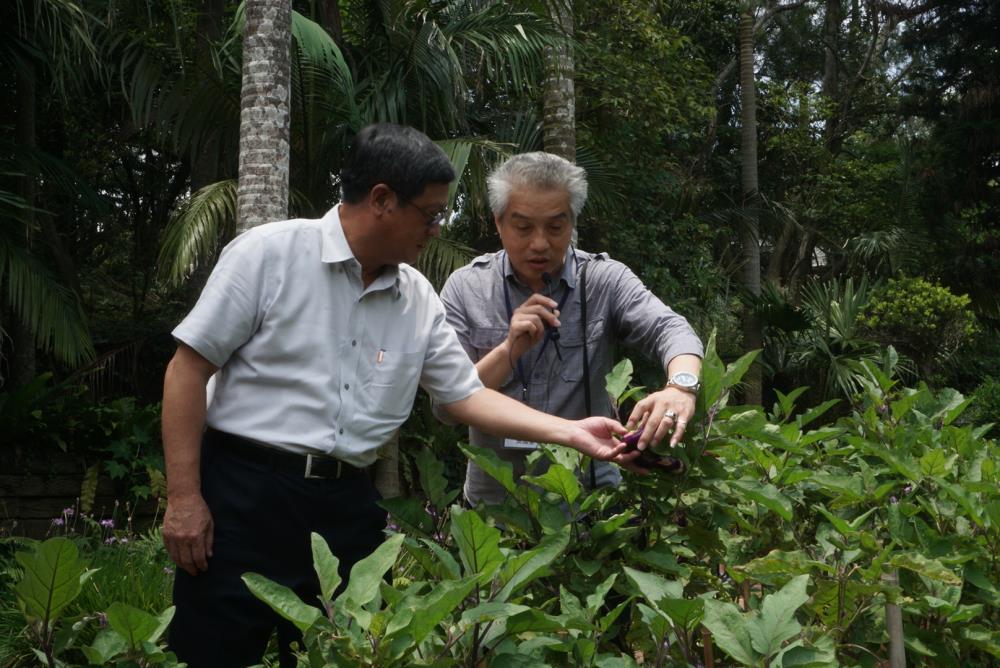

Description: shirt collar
[501,247,577,290]
[321,205,401,296]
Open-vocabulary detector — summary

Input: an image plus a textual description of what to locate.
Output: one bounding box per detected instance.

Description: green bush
[246,342,1000,667]
[861,276,977,377]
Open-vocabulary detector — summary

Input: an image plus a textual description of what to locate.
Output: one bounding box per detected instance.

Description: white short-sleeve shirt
[172,205,483,467]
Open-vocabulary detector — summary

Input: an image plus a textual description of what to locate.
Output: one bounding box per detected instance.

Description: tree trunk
[823,0,842,148]
[739,8,763,405]
[543,1,575,163]
[236,0,292,233]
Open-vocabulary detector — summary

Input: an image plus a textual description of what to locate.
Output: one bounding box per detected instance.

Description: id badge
[503,438,540,450]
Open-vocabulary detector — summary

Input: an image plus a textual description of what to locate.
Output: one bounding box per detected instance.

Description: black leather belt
[204,428,369,480]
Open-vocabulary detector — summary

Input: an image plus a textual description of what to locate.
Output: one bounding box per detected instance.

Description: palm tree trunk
[739,7,762,405]
[543,1,575,163]
[236,0,292,232]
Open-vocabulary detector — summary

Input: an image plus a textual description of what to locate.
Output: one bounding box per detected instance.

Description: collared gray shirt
[172,206,483,468]
[439,248,704,504]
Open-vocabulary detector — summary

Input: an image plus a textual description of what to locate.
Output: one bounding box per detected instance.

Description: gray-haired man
[438,151,704,506]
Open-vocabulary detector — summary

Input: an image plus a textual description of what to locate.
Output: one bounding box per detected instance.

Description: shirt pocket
[369,350,424,419]
[468,326,508,359]
[558,316,606,383]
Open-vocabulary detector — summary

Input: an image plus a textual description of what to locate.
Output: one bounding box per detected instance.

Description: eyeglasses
[395,193,447,228]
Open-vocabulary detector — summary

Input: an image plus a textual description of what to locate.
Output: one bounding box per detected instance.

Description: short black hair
[340,123,456,203]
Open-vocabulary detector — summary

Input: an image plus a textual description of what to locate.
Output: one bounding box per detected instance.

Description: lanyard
[500,251,578,402]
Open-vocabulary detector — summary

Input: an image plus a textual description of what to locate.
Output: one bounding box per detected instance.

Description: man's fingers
[670,420,688,447]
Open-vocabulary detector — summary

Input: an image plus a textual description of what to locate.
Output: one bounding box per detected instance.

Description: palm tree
[542,0,575,162]
[739,5,762,405]
[157,0,561,288]
[236,0,292,231]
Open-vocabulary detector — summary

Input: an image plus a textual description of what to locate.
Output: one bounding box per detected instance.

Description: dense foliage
[9,346,998,666]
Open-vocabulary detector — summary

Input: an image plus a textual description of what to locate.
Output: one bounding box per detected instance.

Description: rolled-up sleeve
[603,261,703,369]
[171,231,270,367]
[420,294,484,406]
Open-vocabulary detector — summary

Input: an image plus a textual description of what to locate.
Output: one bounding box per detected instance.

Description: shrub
[861,276,977,377]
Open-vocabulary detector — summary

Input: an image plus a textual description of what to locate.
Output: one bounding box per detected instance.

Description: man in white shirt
[161,123,636,667]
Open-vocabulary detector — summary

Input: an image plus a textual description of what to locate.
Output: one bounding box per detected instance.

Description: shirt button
[352,340,357,346]
[338,428,344,435]
[344,383,350,390]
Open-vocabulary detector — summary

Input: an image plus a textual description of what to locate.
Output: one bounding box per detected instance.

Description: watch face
[672,372,698,387]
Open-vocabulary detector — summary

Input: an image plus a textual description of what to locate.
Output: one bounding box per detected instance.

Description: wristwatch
[667,371,701,394]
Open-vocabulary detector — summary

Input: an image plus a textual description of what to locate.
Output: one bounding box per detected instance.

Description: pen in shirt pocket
[376,349,385,364]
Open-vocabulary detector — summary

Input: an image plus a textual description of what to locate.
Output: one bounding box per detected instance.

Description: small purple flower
[119,537,129,544]
[903,484,913,495]
[100,519,114,529]
[890,496,898,504]
[105,536,117,545]
[51,518,64,527]
[62,507,75,517]
[163,566,174,575]
[97,612,108,628]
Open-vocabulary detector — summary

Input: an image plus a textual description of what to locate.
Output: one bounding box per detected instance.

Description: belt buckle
[304,454,342,479]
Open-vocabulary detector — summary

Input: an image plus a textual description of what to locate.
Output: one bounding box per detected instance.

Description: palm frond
[157,179,238,286]
[416,235,477,291]
[0,234,93,366]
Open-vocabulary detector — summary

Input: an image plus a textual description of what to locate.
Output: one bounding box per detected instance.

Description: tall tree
[543,0,576,162]
[739,6,762,405]
[236,0,292,232]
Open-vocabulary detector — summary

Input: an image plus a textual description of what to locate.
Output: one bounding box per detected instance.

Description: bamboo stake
[883,569,906,668]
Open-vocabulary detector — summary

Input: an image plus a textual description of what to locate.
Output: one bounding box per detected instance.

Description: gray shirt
[439,248,704,504]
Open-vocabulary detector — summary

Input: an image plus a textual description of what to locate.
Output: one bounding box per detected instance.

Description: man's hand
[505,294,560,361]
[625,387,697,451]
[567,416,639,465]
[162,493,214,576]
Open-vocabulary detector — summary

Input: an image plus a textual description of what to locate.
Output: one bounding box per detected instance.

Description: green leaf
[702,599,758,665]
[890,552,962,585]
[935,479,985,526]
[14,537,88,625]
[416,447,458,511]
[585,574,618,614]
[379,496,435,535]
[796,399,840,429]
[623,567,683,615]
[450,507,504,582]
[660,597,704,632]
[342,533,405,609]
[460,602,530,626]
[523,464,581,505]
[459,443,517,494]
[728,480,794,521]
[722,350,760,392]
[311,532,341,602]
[919,449,950,477]
[82,629,128,664]
[242,573,321,633]
[747,574,809,657]
[777,634,838,667]
[105,602,160,650]
[604,358,634,402]
[496,526,571,602]
[384,578,476,645]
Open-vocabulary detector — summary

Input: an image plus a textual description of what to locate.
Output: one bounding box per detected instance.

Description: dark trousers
[169,433,386,667]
